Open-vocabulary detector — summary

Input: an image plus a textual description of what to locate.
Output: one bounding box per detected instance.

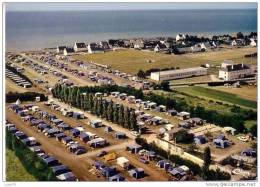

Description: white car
[237,136,248,142]
[131,131,140,137]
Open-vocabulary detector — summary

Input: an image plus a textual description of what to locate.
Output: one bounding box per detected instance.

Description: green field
[6,149,36,181]
[175,86,257,109]
[73,47,257,75]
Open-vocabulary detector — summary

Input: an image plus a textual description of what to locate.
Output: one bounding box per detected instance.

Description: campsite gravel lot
[6,106,101,181]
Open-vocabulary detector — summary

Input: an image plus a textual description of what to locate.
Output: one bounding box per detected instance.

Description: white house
[219,62,254,81]
[231,40,237,46]
[56,46,66,54]
[87,43,105,54]
[63,47,75,56]
[154,44,160,52]
[74,42,87,52]
[176,34,186,41]
[250,39,257,47]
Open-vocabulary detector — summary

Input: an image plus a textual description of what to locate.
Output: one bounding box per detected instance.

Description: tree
[137,70,146,79]
[129,110,137,130]
[113,105,119,123]
[124,107,131,128]
[118,105,125,126]
[203,146,211,168]
[107,101,114,121]
[160,81,170,91]
[202,146,211,180]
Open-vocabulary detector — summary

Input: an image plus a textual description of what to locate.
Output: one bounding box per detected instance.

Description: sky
[5,2,257,12]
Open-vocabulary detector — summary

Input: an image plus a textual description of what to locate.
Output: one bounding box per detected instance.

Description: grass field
[207,85,257,101]
[73,47,257,75]
[6,149,36,181]
[175,86,257,109]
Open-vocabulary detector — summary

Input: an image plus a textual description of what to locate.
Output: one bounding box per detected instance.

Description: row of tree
[6,64,32,84]
[52,84,139,131]
[6,129,57,181]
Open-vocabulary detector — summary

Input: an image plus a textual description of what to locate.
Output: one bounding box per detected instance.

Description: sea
[5,9,257,51]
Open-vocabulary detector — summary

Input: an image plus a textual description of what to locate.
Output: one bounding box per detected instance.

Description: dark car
[97,150,107,157]
[75,148,86,155]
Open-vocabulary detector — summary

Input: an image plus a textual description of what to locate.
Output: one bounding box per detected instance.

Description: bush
[6,92,48,103]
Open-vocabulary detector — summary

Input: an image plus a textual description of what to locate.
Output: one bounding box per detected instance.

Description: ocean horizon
[5,9,257,51]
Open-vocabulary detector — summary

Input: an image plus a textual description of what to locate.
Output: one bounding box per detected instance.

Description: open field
[175,86,257,109]
[6,149,36,181]
[207,85,257,101]
[73,47,257,75]
[170,75,212,84]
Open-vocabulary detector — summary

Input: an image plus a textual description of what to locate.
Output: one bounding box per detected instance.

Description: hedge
[6,129,57,181]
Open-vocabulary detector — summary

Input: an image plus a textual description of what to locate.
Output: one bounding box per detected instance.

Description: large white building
[218,62,254,81]
[150,67,207,81]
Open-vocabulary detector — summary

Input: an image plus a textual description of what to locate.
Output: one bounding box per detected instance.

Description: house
[176,34,186,41]
[57,46,66,54]
[177,112,190,120]
[128,168,145,179]
[108,174,125,181]
[115,132,126,139]
[218,62,254,81]
[74,42,87,52]
[250,38,257,47]
[213,134,230,148]
[99,41,110,49]
[88,43,105,54]
[63,47,75,56]
[117,157,130,169]
[194,135,207,144]
[126,144,142,154]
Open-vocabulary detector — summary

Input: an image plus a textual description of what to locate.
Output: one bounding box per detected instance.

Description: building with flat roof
[218,62,254,81]
[150,67,207,81]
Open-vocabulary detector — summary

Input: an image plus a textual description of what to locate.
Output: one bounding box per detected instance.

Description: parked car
[130,131,140,137]
[237,136,249,142]
[97,150,107,157]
